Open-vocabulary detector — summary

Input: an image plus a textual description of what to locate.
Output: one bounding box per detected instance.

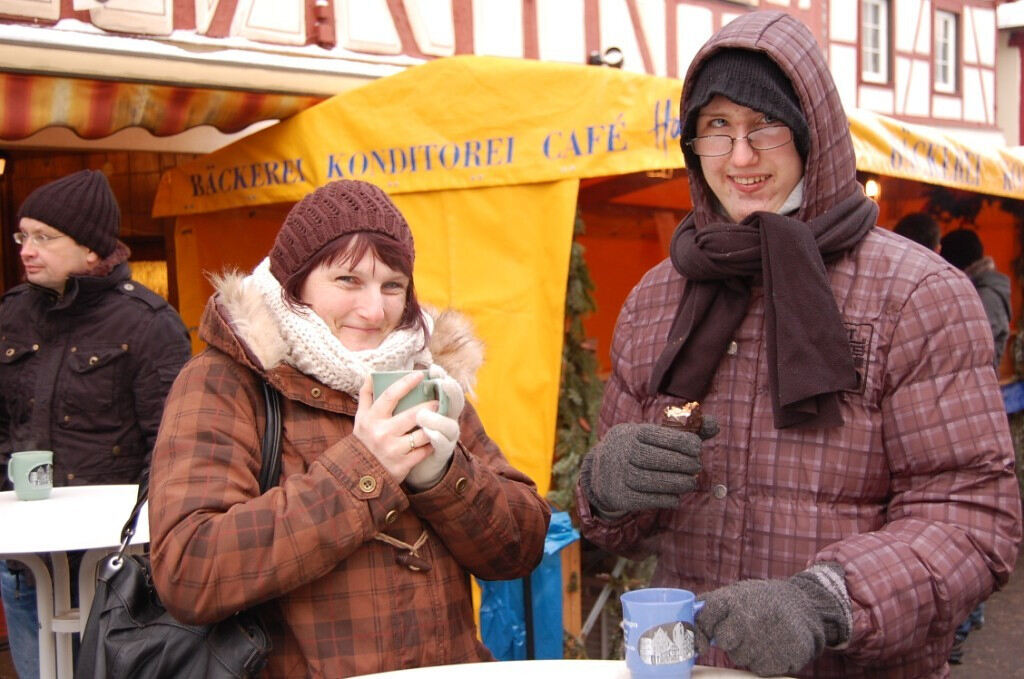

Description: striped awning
[0,72,325,141]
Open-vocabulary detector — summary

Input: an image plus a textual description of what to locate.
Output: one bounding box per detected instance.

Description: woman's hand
[353,374,437,483]
[404,408,460,490]
[426,364,465,420]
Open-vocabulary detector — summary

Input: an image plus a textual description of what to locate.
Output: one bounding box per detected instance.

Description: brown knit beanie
[681,49,810,167]
[17,169,120,257]
[269,179,414,284]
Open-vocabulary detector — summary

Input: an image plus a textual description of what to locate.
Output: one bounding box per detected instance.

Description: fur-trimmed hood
[201,270,484,393]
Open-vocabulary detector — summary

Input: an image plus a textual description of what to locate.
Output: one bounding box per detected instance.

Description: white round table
[0,484,148,679]
[355,659,772,678]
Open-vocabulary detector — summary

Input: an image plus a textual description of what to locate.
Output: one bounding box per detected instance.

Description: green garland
[548,210,604,513]
[548,210,607,659]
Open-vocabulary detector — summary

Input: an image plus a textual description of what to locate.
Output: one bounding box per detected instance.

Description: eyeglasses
[686,125,793,157]
[13,231,68,247]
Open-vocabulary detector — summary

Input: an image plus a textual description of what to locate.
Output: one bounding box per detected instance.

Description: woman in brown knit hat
[146,179,550,677]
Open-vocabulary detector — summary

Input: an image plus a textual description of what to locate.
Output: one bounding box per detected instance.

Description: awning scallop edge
[0,72,324,141]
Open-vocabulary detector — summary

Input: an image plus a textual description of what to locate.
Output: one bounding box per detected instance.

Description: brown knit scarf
[649,192,878,429]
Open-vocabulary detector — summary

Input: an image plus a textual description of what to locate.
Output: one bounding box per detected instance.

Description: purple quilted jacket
[578,11,1021,679]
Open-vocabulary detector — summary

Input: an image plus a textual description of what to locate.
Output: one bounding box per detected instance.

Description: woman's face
[299,248,409,351]
[694,95,805,223]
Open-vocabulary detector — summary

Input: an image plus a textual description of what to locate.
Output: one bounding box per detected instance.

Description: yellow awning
[154,56,1024,218]
[849,109,1024,200]
[152,56,685,216]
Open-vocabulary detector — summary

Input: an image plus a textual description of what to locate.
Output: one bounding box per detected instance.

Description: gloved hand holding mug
[579,416,718,516]
[695,563,852,677]
[404,365,465,490]
[425,364,464,420]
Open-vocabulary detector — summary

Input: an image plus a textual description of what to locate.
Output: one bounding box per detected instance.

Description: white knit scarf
[247,258,432,396]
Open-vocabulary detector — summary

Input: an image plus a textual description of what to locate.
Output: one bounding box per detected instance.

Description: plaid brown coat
[578,11,1021,679]
[149,275,550,678]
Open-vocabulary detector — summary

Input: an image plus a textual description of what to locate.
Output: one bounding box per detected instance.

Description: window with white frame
[861,0,890,83]
[934,10,958,93]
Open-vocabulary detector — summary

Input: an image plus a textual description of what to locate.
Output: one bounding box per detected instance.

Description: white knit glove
[427,364,465,420]
[405,409,460,489]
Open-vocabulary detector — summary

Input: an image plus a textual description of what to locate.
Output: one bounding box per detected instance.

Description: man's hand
[580,417,717,515]
[695,564,852,677]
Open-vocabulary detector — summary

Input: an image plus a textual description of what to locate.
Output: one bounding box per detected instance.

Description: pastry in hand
[662,401,703,433]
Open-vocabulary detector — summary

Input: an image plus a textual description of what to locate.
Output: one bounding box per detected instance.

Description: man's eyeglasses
[13,232,68,247]
[686,126,793,157]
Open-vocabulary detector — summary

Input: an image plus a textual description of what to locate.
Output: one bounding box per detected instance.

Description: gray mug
[8,450,54,501]
[371,370,450,416]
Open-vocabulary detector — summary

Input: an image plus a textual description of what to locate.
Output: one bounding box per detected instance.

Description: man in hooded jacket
[576,11,1021,678]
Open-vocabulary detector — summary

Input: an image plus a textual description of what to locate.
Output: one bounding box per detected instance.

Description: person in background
[576,11,1021,678]
[941,228,1011,370]
[0,169,191,678]
[893,212,941,252]
[147,179,550,677]
[939,226,1013,664]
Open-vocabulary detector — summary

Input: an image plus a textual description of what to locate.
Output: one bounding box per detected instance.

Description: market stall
[153,54,1024,498]
[153,55,689,496]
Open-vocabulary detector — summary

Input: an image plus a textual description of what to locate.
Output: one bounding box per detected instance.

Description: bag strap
[116,379,283,552]
[257,380,283,494]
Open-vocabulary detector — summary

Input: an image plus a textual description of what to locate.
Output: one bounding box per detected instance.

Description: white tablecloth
[356,659,771,678]
[0,484,148,679]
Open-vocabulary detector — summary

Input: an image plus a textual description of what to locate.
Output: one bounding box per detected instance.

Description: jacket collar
[35,261,131,312]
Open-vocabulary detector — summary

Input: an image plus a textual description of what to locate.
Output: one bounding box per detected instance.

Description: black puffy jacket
[0,262,190,488]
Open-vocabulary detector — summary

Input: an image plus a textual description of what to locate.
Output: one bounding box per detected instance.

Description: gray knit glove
[695,563,852,677]
[580,418,717,515]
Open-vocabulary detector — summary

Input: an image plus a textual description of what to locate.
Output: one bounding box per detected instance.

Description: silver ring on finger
[407,433,416,450]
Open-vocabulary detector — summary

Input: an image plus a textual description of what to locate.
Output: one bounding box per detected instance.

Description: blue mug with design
[621,587,703,678]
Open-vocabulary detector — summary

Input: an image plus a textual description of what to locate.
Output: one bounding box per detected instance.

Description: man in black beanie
[578,10,1019,678]
[0,169,191,677]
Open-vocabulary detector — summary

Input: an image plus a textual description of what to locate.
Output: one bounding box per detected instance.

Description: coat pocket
[0,337,40,425]
[62,344,129,414]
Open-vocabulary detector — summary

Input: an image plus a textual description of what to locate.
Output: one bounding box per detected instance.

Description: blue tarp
[1001,380,1024,414]
[478,511,580,660]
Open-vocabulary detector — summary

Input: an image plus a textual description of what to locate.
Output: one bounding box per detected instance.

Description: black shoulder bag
[76,381,283,679]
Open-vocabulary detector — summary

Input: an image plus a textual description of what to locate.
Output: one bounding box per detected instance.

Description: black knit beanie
[939,229,984,270]
[17,169,120,257]
[270,179,414,285]
[681,49,810,165]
